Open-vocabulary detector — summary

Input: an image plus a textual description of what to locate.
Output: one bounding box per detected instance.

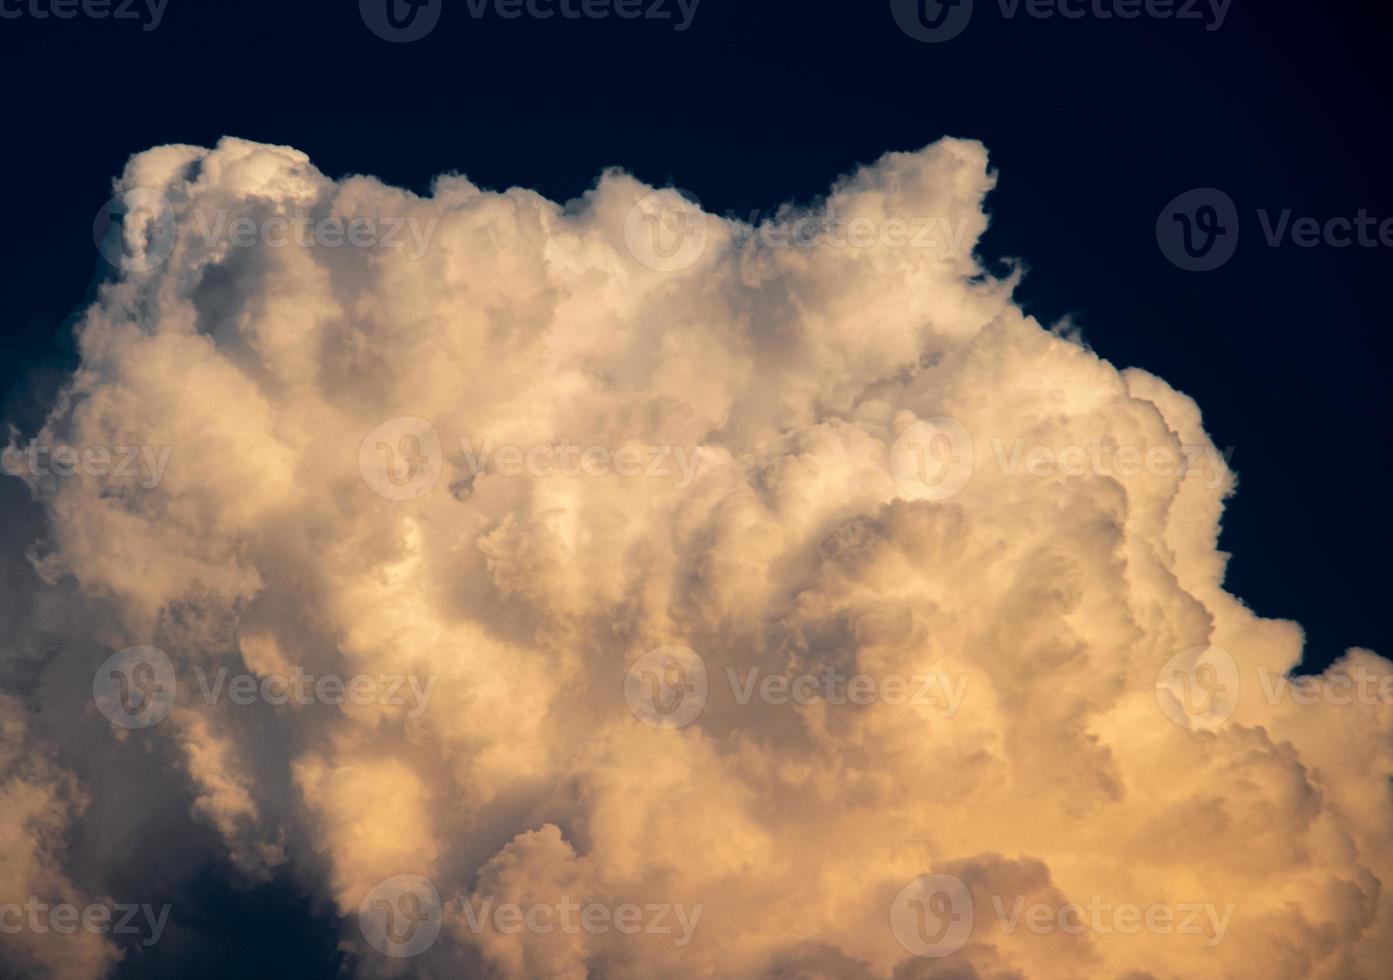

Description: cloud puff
[4,134,1391,978]
[0,696,120,980]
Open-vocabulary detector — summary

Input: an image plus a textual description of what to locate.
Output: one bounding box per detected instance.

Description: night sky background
[0,1,1388,975]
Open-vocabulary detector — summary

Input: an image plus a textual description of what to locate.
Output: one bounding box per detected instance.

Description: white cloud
[3,134,1390,978]
[0,696,121,980]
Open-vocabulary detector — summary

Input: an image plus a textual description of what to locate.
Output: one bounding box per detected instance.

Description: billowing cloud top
[2,136,1389,979]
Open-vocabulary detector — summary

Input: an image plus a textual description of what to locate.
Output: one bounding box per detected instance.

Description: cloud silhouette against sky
[2,135,1389,979]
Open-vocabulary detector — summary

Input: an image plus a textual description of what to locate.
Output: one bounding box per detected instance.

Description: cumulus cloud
[0,696,120,979]
[2,134,1390,978]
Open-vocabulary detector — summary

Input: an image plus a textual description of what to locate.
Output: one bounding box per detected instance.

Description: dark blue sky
[5,1,1388,671]
[1,2,1389,975]
[2,3,1387,665]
